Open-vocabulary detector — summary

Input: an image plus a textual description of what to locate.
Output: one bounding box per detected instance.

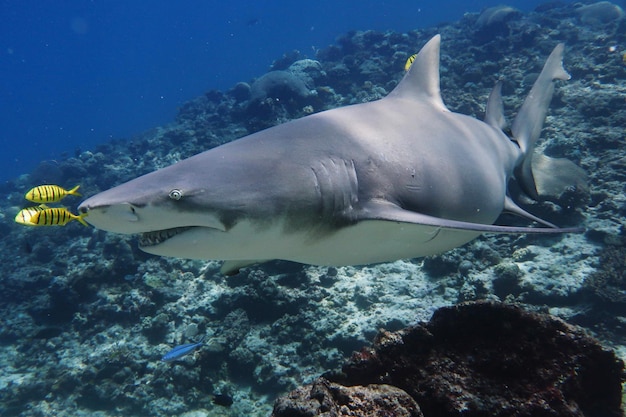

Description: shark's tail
[511,44,587,201]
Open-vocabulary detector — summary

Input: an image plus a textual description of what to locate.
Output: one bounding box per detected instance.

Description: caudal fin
[75,212,89,227]
[68,185,82,197]
[511,44,586,201]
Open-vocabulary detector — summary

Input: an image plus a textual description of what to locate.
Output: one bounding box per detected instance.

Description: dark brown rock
[271,378,422,417]
[328,301,624,417]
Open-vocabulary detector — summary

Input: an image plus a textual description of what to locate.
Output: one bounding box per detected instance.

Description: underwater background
[1,1,626,416]
[3,0,570,183]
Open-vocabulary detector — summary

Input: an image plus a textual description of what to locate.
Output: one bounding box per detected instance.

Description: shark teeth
[139,227,192,247]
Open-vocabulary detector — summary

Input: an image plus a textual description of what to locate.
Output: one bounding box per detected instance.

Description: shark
[78,35,586,274]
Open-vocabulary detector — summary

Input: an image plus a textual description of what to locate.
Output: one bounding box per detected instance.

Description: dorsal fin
[485,81,508,130]
[388,35,448,111]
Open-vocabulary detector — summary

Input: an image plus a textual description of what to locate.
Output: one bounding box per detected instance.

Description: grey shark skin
[78,35,585,274]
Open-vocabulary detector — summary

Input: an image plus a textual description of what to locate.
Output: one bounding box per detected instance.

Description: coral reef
[272,379,422,417]
[474,5,522,43]
[249,70,312,102]
[577,1,624,25]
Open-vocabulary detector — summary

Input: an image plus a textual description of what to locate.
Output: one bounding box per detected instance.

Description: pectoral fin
[359,201,583,234]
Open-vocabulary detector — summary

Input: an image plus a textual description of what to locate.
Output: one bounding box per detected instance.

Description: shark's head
[77,145,305,262]
[77,159,235,253]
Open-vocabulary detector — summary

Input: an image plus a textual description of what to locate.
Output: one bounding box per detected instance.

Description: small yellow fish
[14,204,49,226]
[404,53,417,71]
[25,184,81,203]
[28,207,88,227]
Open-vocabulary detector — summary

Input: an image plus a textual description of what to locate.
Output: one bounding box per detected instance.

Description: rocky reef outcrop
[273,302,624,417]
[272,379,423,417]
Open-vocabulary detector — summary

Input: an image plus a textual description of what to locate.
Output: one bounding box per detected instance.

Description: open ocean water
[2,0,566,184]
[2,1,626,416]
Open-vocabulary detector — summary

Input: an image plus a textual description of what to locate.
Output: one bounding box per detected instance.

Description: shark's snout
[76,197,144,233]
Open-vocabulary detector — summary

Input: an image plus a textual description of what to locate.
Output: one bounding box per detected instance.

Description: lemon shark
[78,35,586,274]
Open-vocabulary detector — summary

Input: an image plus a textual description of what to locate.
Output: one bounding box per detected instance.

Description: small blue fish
[161,337,204,362]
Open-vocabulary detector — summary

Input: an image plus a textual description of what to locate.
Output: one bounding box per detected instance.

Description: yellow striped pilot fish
[404,53,417,71]
[14,204,49,225]
[25,184,81,203]
[28,207,88,227]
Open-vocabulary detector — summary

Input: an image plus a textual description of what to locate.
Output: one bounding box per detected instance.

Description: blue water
[1,0,568,184]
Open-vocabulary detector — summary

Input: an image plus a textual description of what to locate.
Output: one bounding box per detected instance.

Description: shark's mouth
[139,227,194,247]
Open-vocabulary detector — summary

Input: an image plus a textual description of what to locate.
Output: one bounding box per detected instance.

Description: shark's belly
[290,220,482,266]
[142,218,481,267]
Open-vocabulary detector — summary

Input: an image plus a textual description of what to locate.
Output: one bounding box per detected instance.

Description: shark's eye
[169,189,183,200]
